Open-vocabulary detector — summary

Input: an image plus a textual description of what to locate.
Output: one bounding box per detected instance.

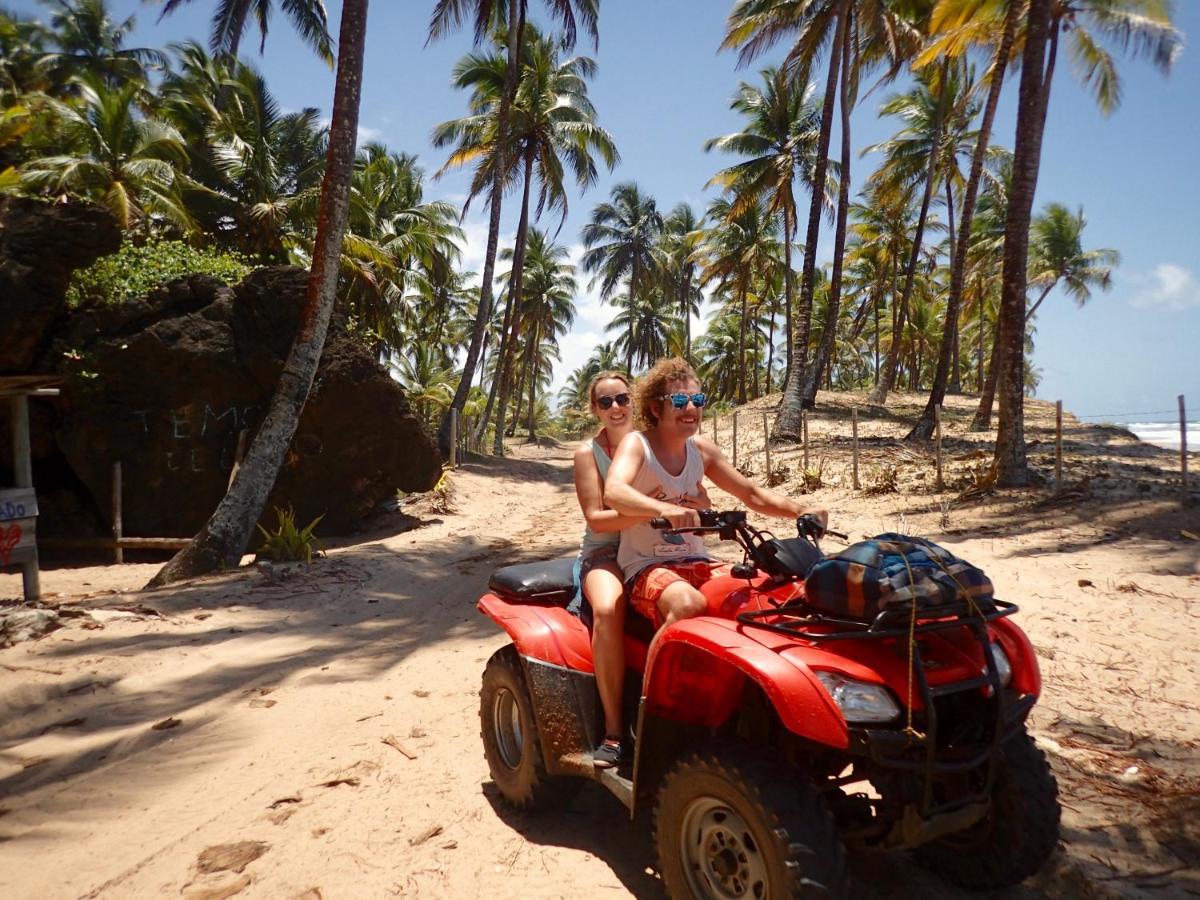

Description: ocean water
[1123,421,1200,452]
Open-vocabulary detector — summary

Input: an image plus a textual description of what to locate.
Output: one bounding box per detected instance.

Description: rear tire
[655,742,847,899]
[479,645,582,810]
[914,727,1060,890]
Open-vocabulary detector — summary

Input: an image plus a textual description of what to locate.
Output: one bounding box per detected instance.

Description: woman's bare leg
[585,562,626,739]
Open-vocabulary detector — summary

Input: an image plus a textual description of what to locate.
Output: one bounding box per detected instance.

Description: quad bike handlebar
[648,509,846,543]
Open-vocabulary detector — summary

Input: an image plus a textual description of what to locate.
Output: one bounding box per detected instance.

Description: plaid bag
[802,533,995,620]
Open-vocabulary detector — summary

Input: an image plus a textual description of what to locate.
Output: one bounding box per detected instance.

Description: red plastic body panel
[643,617,851,750]
[991,615,1042,695]
[477,594,593,670]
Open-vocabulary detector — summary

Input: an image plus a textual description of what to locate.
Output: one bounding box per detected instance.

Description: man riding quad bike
[477,511,1061,898]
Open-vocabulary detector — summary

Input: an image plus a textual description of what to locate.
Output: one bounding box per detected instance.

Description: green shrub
[67,238,250,307]
[256,506,324,564]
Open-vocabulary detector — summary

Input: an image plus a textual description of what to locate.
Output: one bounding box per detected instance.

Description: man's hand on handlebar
[802,508,830,531]
[652,504,701,530]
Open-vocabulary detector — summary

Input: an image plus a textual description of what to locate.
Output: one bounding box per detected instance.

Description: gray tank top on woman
[579,438,618,558]
[617,432,712,580]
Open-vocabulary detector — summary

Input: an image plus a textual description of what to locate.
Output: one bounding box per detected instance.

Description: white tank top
[579,437,617,557]
[617,432,712,580]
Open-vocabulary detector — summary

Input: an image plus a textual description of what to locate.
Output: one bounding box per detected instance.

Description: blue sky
[14,0,1199,423]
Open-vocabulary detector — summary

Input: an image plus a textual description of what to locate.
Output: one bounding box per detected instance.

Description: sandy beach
[2,392,1198,899]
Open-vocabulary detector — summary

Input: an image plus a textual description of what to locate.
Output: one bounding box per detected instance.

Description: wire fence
[706,394,1193,504]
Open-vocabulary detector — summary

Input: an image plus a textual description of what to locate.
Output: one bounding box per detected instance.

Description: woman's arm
[574,443,645,533]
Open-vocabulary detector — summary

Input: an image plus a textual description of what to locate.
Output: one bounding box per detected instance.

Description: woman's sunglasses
[661,392,707,409]
[596,392,631,410]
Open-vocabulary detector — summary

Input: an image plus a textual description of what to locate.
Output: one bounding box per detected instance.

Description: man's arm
[605,433,700,529]
[693,436,828,526]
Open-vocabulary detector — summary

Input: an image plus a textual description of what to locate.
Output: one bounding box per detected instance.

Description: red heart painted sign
[0,522,22,565]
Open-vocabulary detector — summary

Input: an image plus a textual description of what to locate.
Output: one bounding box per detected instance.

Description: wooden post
[713,414,719,450]
[934,404,944,491]
[10,395,38,600]
[449,408,458,467]
[802,410,809,472]
[852,407,860,490]
[1055,400,1063,491]
[732,412,739,467]
[1181,395,1189,502]
[762,411,771,484]
[112,461,123,564]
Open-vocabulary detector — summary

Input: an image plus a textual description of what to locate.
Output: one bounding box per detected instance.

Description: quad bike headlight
[989,641,1013,687]
[814,671,901,724]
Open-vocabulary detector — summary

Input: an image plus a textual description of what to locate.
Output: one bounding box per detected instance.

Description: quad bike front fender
[477,594,593,672]
[643,618,849,750]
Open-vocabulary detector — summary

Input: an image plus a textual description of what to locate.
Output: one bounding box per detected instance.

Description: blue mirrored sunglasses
[661,392,707,409]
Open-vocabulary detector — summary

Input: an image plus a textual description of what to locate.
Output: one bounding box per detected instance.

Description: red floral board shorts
[628,559,734,627]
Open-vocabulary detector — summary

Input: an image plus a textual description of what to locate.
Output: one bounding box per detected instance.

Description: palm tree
[1025,203,1117,322]
[864,59,960,406]
[435,26,616,453]
[992,0,1178,484]
[704,66,822,380]
[581,181,663,375]
[180,62,327,259]
[41,0,168,86]
[340,146,462,357]
[658,202,704,364]
[428,0,600,457]
[154,0,334,64]
[906,0,1021,440]
[604,289,681,376]
[151,0,369,586]
[723,0,912,439]
[696,193,782,403]
[20,74,195,235]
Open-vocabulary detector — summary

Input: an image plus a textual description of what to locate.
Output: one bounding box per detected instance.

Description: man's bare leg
[657,581,707,628]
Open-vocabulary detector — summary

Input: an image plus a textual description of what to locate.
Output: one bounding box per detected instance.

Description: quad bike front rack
[738,600,1031,829]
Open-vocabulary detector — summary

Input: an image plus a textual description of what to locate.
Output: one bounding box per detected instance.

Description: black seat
[488,557,577,606]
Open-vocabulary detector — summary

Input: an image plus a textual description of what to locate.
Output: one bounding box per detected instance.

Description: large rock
[0,197,121,373]
[0,199,441,539]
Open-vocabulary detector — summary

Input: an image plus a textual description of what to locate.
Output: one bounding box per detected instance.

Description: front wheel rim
[491,686,524,769]
[679,796,771,899]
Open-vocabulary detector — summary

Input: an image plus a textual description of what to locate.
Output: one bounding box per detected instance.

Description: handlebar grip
[649,517,669,529]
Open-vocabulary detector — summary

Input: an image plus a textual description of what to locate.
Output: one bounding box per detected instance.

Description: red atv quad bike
[477,511,1060,898]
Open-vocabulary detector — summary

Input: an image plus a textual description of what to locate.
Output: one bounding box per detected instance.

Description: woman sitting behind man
[572,370,640,768]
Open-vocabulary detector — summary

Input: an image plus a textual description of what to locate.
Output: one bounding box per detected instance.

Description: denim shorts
[567,544,618,625]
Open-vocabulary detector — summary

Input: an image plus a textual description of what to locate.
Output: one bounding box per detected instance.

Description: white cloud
[357,125,383,143]
[1131,263,1200,312]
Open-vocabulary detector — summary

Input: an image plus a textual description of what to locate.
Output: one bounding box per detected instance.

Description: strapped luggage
[803,533,995,620]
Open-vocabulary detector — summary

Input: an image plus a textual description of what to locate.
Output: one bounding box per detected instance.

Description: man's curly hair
[634,357,700,430]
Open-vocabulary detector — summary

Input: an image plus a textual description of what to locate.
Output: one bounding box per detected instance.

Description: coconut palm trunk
[802,15,853,407]
[775,0,847,440]
[439,0,525,456]
[148,0,369,587]
[869,60,949,407]
[491,148,536,455]
[974,5,1059,432]
[910,2,1019,439]
[993,0,1055,485]
[737,280,750,403]
[782,219,795,378]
